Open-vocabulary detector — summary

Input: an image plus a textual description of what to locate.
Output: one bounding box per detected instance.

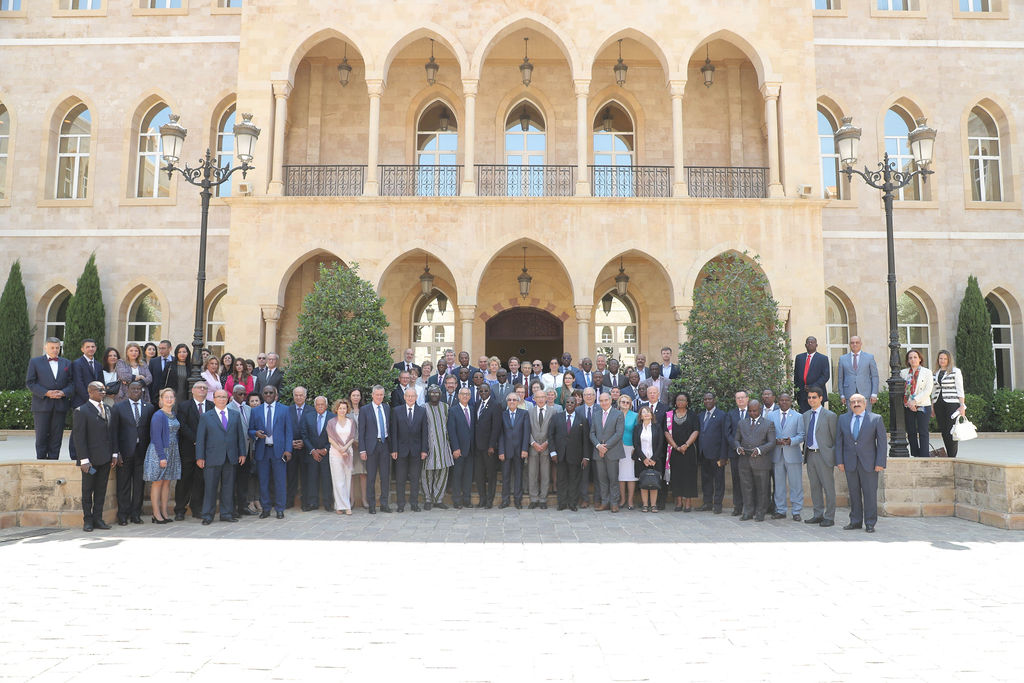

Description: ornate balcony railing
[476,165,576,197]
[590,165,672,198]
[283,165,365,196]
[686,166,768,198]
[380,165,462,197]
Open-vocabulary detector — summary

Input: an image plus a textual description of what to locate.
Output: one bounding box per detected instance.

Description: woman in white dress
[326,398,357,514]
[541,358,563,391]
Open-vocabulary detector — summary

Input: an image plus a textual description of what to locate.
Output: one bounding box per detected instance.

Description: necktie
[318,413,324,434]
[602,411,608,428]
[198,402,205,414]
[510,411,516,427]
[740,409,746,421]
[853,414,862,439]
[853,353,859,372]
[567,415,572,432]
[586,406,592,422]
[266,405,272,430]
[376,404,386,439]
[408,406,413,422]
[808,410,818,449]
[133,401,140,425]
[477,401,485,418]
[803,354,812,383]
[162,357,167,371]
[464,405,470,424]
[781,412,787,430]
[89,359,95,375]
[297,405,303,421]
[539,407,545,422]
[96,402,105,421]
[221,410,228,430]
[704,411,710,427]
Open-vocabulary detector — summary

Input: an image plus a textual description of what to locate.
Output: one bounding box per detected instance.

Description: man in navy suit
[196,389,247,524]
[147,339,173,405]
[285,386,310,510]
[836,393,887,533]
[174,381,214,520]
[498,393,531,509]
[301,396,335,512]
[359,385,392,514]
[550,396,588,511]
[697,393,729,513]
[69,338,102,460]
[392,348,420,377]
[472,383,502,508]
[25,338,74,460]
[448,387,476,509]
[574,358,596,389]
[389,387,428,512]
[794,336,830,412]
[110,381,153,525]
[725,390,751,516]
[659,347,681,380]
[248,385,293,519]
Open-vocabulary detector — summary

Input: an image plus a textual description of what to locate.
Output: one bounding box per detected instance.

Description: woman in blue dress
[145,387,182,523]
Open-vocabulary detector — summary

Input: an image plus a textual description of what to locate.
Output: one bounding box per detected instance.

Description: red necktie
[803,354,812,384]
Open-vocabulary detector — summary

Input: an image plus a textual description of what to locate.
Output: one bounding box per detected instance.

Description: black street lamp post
[159,112,261,387]
[834,115,937,458]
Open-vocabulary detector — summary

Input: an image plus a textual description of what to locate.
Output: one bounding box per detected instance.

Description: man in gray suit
[768,393,805,521]
[802,385,838,527]
[837,336,880,412]
[731,399,776,521]
[589,392,625,512]
[526,389,557,509]
[836,393,887,533]
[196,389,248,524]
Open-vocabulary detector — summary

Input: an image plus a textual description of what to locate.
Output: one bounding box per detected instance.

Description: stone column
[574,79,590,196]
[364,79,384,196]
[461,79,478,196]
[761,82,784,198]
[458,305,476,357]
[305,58,326,163]
[672,306,691,344]
[268,80,291,196]
[261,304,283,353]
[574,305,593,360]
[670,79,688,197]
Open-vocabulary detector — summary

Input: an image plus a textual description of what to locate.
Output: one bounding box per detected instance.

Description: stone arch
[680,29,776,86]
[375,246,462,302]
[816,92,848,123]
[588,87,645,163]
[276,249,348,358]
[961,95,1017,202]
[404,87,464,164]
[469,11,584,80]
[123,90,178,198]
[35,283,73,348]
[591,249,675,361]
[587,27,676,83]
[690,249,773,299]
[116,280,169,347]
[41,92,98,200]
[381,24,469,85]
[469,236,582,307]
[900,284,940,358]
[284,27,373,82]
[491,86,557,160]
[682,244,775,302]
[275,248,348,308]
[589,248,675,307]
[825,285,858,336]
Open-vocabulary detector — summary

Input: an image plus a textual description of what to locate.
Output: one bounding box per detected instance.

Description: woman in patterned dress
[421,385,454,509]
[144,388,181,523]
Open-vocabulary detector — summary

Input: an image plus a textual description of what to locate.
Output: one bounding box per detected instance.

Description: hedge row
[0,390,72,430]
[827,390,1024,433]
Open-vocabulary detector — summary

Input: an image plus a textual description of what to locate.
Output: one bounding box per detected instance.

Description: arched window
[595,292,637,366]
[818,107,843,200]
[897,292,929,361]
[206,289,227,358]
[504,101,546,196]
[0,103,9,200]
[884,107,922,201]
[416,101,458,197]
[127,289,162,343]
[987,294,1014,389]
[592,103,635,197]
[45,290,71,343]
[137,103,172,198]
[412,291,455,365]
[215,104,236,198]
[56,103,90,199]
[825,291,850,381]
[968,106,1002,202]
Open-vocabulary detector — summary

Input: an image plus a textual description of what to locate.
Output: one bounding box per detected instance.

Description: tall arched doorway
[485,307,563,365]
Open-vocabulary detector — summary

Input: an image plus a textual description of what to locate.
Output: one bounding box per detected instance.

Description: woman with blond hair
[932,349,966,457]
[114,342,152,402]
[200,355,224,393]
[144,388,181,523]
[327,398,358,514]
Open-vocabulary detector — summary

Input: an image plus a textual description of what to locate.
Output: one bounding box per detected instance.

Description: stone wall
[954,461,1024,530]
[0,461,117,529]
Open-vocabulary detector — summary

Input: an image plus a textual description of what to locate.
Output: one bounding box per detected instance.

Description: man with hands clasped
[196,389,247,525]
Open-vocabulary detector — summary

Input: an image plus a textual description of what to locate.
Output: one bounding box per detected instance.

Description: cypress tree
[0,261,33,389]
[63,253,106,360]
[955,275,995,395]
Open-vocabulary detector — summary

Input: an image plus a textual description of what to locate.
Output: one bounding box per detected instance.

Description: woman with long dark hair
[163,343,192,406]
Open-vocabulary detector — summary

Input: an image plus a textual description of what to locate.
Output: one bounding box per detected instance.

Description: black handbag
[638,468,661,490]
[104,381,121,396]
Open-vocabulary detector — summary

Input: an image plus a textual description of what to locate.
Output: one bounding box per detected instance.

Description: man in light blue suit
[836,336,880,412]
[767,393,805,521]
[196,389,248,524]
[836,393,887,533]
[248,385,293,519]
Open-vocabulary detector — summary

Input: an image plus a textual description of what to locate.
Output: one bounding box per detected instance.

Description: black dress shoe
[83,522,94,532]
[434,503,448,510]
[130,516,144,524]
[301,505,313,512]
[514,501,522,509]
[397,506,405,513]
[276,511,284,519]
[191,514,202,520]
[731,509,742,516]
[540,503,547,510]
[528,502,537,509]
[174,513,185,521]
[792,514,802,522]
[380,505,392,513]
[499,501,510,509]
[805,516,824,524]
[698,504,713,512]
[740,514,753,521]
[820,519,835,527]
[454,504,462,510]
[674,505,683,512]
[569,505,578,511]
[259,510,271,519]
[424,503,432,511]
[557,504,567,511]
[93,520,111,530]
[117,519,128,526]
[754,514,765,522]
[771,512,786,520]
[713,506,723,514]
[411,505,420,512]
[201,519,213,526]
[485,503,493,509]
[865,525,875,533]
[843,522,862,530]
[221,517,239,523]
[368,508,377,515]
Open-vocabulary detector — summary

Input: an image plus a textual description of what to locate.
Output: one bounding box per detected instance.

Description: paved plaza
[2,507,1022,682]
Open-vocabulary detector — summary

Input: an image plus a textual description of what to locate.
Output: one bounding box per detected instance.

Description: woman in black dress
[163,343,192,406]
[666,391,700,512]
[632,405,666,512]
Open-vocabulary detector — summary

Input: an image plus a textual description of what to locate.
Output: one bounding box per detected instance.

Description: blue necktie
[510,411,516,427]
[808,410,817,449]
[853,414,862,439]
[376,405,386,439]
[317,413,324,435]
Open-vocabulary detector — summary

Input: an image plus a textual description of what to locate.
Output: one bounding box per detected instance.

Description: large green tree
[63,254,106,360]
[0,261,33,389]
[955,274,995,395]
[672,253,790,405]
[285,262,396,401]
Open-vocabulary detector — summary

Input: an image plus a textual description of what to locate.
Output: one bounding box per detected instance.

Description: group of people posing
[25,333,969,534]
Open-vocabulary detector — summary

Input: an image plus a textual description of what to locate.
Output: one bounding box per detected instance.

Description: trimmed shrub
[0,261,33,390]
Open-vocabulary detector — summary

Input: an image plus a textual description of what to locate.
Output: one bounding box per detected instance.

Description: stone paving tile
[2,508,1023,681]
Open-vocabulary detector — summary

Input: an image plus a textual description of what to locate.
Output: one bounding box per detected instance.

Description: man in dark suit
[621,371,643,404]
[72,381,116,531]
[507,357,525,388]
[726,390,751,516]
[498,393,530,509]
[448,387,476,509]
[110,381,153,525]
[472,383,501,508]
[455,367,477,403]
[659,347,681,380]
[697,392,729,514]
[442,374,459,408]
[174,381,214,520]
[255,352,283,393]
[147,339,173,405]
[574,358,596,390]
[359,385,392,514]
[453,351,477,378]
[603,358,627,391]
[636,385,668,424]
[794,336,830,412]
[802,385,839,527]
[836,393,887,533]
[575,387,599,508]
[392,348,421,377]
[389,386,428,512]
[285,386,310,509]
[391,371,413,408]
[589,392,625,512]
[69,338,102,461]
[196,389,247,524]
[249,384,293,518]
[550,396,588,511]
[227,384,256,516]
[301,395,335,512]
[25,337,73,460]
[731,399,776,521]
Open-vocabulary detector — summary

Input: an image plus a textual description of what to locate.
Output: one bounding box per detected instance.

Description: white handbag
[950,415,978,442]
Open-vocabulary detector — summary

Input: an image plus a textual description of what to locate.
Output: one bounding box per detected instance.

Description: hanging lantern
[439,107,450,132]
[614,256,630,297]
[436,292,448,314]
[425,306,435,323]
[425,38,439,86]
[701,45,715,87]
[614,39,628,87]
[419,254,434,296]
[601,293,614,316]
[908,117,937,167]
[517,246,532,298]
[520,37,533,87]
[519,105,530,132]
[602,107,614,132]
[337,43,352,87]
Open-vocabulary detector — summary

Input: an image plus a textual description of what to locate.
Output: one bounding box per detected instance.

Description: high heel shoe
[157,517,171,524]
[151,516,160,523]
